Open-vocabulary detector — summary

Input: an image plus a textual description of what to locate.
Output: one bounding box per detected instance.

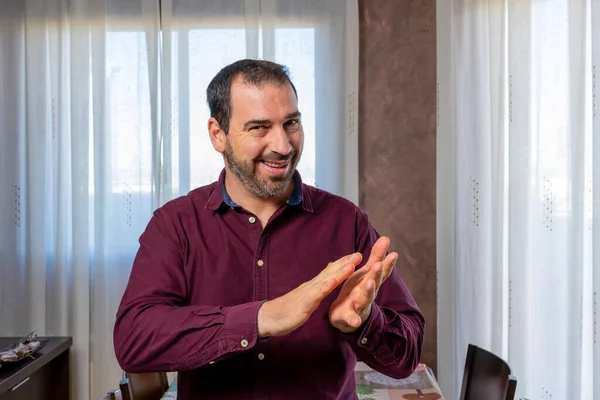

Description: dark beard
[224,142,297,198]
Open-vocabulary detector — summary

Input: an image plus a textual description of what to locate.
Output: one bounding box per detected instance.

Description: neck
[224,169,294,220]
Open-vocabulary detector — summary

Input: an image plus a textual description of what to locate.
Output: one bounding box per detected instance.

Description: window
[105,25,317,197]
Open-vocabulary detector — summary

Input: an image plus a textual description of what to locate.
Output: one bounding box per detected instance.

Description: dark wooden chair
[118,371,169,400]
[101,390,123,400]
[460,344,517,400]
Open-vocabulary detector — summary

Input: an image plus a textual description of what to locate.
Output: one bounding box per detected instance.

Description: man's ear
[208,117,226,153]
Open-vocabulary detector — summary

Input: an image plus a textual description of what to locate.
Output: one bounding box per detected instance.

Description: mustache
[258,150,295,163]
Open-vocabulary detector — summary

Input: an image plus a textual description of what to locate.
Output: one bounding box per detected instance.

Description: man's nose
[269,125,292,156]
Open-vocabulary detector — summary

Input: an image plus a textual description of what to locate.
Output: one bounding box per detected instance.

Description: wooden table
[354,362,445,399]
[0,337,72,400]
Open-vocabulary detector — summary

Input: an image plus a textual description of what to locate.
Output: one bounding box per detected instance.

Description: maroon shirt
[114,170,425,400]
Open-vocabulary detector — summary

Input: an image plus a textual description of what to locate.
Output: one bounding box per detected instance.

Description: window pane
[188,29,247,188]
[275,28,315,186]
[106,31,152,193]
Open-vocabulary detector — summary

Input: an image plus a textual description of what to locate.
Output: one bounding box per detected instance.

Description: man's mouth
[260,159,290,169]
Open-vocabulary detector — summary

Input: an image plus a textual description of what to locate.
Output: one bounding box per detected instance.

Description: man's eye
[250,125,266,130]
[286,119,300,126]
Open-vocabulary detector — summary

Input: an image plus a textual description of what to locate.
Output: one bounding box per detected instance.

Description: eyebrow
[243,111,302,130]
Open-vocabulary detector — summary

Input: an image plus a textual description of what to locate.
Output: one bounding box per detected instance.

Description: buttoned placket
[243,205,290,400]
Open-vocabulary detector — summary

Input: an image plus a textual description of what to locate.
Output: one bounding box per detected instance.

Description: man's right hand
[257,253,363,338]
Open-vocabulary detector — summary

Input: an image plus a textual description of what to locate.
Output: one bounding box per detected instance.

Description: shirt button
[248,216,256,224]
[257,260,264,267]
[241,339,249,348]
[361,338,368,345]
[258,353,265,360]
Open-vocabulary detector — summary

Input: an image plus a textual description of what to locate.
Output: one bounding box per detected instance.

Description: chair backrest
[459,344,518,400]
[507,375,517,400]
[119,372,169,400]
[101,390,123,400]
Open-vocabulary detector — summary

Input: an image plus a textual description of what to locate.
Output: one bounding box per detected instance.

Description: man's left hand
[328,236,398,334]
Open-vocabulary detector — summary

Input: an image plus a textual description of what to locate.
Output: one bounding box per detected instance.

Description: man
[114,59,425,400]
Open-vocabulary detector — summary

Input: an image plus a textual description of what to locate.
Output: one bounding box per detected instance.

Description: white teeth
[263,161,289,168]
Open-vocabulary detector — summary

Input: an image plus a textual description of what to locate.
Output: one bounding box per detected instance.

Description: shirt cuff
[223,301,264,352]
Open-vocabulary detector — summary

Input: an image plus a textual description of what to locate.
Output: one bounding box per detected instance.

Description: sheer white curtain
[159,0,359,202]
[0,0,358,399]
[438,0,598,399]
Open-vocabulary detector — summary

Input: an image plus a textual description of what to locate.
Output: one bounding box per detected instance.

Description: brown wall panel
[358,0,437,371]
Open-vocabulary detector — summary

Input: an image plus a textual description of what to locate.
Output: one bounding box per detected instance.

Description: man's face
[223,78,304,198]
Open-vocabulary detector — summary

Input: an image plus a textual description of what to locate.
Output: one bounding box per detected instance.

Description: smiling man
[113,59,425,400]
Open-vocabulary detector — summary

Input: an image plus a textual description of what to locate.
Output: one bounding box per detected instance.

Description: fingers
[366,236,391,265]
[337,252,362,268]
[361,251,397,294]
[332,307,363,330]
[333,275,376,328]
[350,252,398,308]
[322,253,362,277]
[317,252,362,285]
[303,252,363,309]
[370,262,384,289]
[345,310,362,329]
[320,264,354,294]
[355,277,377,306]
[381,252,398,282]
[310,263,355,304]
[337,302,373,331]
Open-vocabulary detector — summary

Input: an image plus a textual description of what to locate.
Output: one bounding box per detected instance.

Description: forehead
[229,77,298,120]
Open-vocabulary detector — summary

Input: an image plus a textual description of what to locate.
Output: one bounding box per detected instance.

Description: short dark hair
[206,59,298,134]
